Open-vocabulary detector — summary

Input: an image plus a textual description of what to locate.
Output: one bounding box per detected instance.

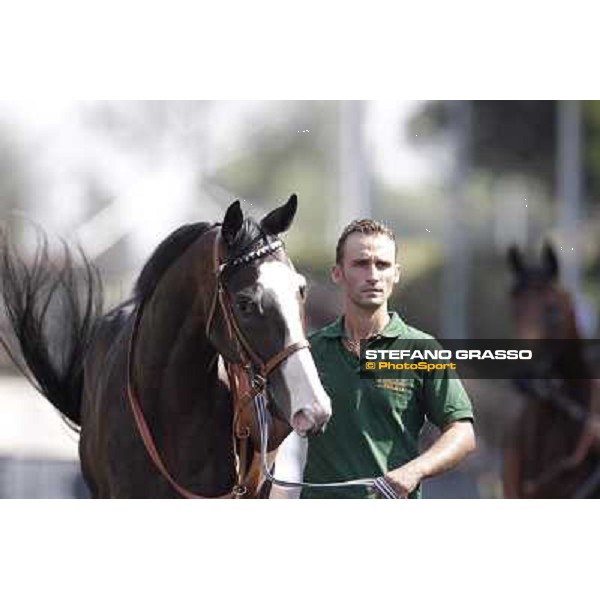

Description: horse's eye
[299,284,307,300]
[236,298,256,316]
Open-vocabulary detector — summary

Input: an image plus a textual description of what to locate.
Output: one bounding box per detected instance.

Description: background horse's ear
[260,194,298,236]
[222,200,244,246]
[541,242,559,280]
[507,245,525,276]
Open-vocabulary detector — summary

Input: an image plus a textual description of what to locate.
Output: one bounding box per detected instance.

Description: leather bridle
[126,227,309,499]
[126,226,400,499]
[205,230,310,387]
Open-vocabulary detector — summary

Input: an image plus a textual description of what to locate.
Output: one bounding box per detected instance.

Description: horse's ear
[260,194,298,236]
[222,200,244,246]
[507,245,525,276]
[541,242,559,280]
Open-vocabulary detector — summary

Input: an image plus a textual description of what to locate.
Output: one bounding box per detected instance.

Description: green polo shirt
[302,312,474,499]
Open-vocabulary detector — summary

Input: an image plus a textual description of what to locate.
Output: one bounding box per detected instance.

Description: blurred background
[0,100,598,498]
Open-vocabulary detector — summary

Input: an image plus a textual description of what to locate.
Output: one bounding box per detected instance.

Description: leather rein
[126,228,308,499]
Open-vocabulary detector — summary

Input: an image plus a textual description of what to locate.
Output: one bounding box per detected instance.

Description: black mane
[227,216,273,261]
[133,222,214,302]
[133,215,272,304]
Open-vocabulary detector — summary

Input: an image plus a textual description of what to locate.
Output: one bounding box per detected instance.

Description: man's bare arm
[384,420,476,498]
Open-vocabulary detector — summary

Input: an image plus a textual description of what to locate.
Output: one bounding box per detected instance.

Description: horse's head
[507,243,578,340]
[207,194,332,438]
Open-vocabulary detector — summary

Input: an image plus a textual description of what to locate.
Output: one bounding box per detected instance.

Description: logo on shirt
[373,379,411,394]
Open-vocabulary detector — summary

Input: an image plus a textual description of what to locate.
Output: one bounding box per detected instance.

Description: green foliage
[408,100,600,203]
[583,101,600,201]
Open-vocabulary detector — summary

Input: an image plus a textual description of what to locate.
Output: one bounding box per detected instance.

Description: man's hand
[383,420,476,498]
[384,463,424,498]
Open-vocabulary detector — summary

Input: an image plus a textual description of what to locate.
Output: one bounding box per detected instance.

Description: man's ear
[393,263,400,284]
[331,264,343,285]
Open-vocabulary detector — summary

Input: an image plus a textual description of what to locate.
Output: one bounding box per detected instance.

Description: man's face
[331,232,399,310]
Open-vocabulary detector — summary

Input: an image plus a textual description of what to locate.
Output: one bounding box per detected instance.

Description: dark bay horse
[0,194,331,498]
[503,243,600,498]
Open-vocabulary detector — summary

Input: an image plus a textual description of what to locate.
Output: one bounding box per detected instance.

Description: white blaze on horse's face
[257,261,332,435]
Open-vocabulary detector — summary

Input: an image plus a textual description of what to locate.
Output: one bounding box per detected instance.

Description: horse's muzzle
[292,404,331,436]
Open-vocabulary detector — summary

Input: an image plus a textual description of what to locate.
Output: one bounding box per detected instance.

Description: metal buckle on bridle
[250,371,267,392]
[233,484,248,498]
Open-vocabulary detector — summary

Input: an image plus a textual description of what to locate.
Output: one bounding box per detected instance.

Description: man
[271,219,475,499]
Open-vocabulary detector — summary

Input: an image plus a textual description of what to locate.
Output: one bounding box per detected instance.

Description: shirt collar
[320,312,408,339]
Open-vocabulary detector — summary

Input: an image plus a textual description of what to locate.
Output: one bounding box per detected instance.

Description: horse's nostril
[292,409,316,436]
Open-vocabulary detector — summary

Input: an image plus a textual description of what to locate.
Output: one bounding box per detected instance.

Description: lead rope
[252,393,400,499]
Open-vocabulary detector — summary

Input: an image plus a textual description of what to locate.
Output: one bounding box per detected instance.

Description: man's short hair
[335,219,396,265]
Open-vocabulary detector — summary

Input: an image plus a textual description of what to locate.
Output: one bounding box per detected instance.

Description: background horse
[0,194,331,498]
[503,243,600,498]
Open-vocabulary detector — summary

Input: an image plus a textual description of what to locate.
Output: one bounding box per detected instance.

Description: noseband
[126,227,309,499]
